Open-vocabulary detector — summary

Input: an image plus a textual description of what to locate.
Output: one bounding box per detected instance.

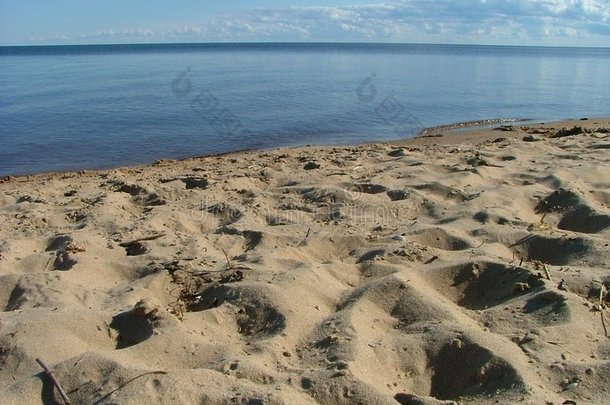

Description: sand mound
[1,118,609,404]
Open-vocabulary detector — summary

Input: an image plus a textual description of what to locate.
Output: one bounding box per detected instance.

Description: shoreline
[417,117,530,136]
[395,116,610,146]
[2,116,608,180]
[1,116,609,404]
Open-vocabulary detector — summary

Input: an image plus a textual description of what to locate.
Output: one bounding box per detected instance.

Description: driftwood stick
[36,358,72,405]
[221,248,232,269]
[600,285,608,338]
[424,255,439,265]
[119,233,166,247]
[188,267,251,275]
[543,264,553,282]
[508,234,535,248]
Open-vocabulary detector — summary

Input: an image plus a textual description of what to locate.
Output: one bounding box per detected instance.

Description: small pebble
[523,135,539,142]
[562,377,581,391]
[303,162,320,170]
[388,149,407,157]
[550,362,565,371]
[563,381,579,391]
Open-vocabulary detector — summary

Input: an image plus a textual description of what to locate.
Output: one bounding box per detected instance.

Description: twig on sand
[94,371,168,404]
[600,285,608,338]
[221,248,252,272]
[298,228,312,246]
[222,248,232,269]
[508,234,536,248]
[508,252,518,264]
[542,263,553,282]
[424,255,439,264]
[527,213,550,232]
[119,233,166,247]
[36,358,72,405]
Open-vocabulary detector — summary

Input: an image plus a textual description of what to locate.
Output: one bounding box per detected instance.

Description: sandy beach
[1,117,609,404]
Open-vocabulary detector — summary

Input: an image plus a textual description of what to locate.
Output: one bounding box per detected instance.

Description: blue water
[1,43,609,176]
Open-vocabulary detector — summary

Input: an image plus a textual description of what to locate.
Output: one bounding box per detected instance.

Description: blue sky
[1,0,609,46]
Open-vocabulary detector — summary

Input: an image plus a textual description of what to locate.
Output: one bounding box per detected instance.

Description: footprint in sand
[510,234,590,266]
[422,262,544,310]
[109,299,160,349]
[558,205,610,234]
[410,228,470,251]
[187,286,286,339]
[46,235,78,270]
[107,180,167,206]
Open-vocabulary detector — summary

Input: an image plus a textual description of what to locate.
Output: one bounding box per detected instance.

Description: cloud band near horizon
[2,0,609,47]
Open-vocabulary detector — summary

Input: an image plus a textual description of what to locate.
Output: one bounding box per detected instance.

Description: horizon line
[1,41,609,50]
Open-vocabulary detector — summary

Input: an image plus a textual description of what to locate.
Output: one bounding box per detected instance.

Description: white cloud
[21,0,610,46]
[209,0,610,44]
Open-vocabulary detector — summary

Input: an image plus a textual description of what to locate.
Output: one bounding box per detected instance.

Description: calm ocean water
[1,43,609,176]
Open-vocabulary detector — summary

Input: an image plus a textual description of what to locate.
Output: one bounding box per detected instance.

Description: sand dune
[1,118,609,404]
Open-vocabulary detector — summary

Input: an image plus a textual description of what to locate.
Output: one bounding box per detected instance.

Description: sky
[0,0,609,47]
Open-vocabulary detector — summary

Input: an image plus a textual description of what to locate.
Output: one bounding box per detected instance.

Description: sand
[0,117,609,404]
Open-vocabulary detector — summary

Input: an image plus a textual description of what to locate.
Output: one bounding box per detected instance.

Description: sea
[1,43,609,176]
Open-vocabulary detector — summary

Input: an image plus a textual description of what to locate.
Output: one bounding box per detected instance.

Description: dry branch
[36,357,72,405]
[542,263,552,282]
[508,234,536,248]
[119,233,166,247]
[600,285,608,338]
